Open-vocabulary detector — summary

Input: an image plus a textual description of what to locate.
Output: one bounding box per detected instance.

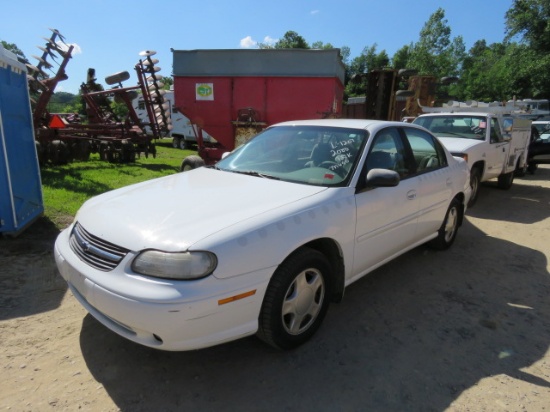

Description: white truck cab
[413,101,531,207]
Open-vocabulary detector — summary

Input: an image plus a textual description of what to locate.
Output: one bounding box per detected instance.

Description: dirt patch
[1,167,550,411]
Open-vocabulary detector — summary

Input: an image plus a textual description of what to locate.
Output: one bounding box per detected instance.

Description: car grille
[69,222,129,271]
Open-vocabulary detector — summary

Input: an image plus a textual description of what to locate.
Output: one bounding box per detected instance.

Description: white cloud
[310,10,320,15]
[239,35,278,48]
[240,36,257,48]
[262,36,278,46]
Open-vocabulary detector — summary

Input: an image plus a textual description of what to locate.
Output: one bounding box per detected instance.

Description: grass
[40,140,195,228]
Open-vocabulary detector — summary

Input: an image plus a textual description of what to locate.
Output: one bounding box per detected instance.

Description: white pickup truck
[413,102,531,207]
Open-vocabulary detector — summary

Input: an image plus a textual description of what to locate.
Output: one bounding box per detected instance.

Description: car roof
[271,118,425,131]
[417,112,494,117]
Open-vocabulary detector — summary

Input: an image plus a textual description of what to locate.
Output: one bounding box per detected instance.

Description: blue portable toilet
[0,45,44,236]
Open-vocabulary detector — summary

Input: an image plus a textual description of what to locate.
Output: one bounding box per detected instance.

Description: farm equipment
[171,48,346,170]
[28,29,170,165]
[342,69,459,121]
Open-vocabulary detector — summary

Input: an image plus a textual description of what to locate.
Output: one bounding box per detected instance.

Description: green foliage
[162,76,173,90]
[110,100,129,119]
[6,0,550,116]
[0,40,28,63]
[503,0,550,98]
[273,31,310,49]
[345,44,391,97]
[392,45,412,71]
[505,0,550,52]
[41,142,192,227]
[406,8,466,79]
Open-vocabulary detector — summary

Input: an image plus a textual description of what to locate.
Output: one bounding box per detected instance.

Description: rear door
[401,126,453,238]
[485,116,509,178]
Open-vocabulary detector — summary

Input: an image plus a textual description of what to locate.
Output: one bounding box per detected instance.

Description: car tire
[180,155,205,172]
[514,159,526,177]
[497,171,514,190]
[179,138,188,150]
[429,198,461,250]
[527,162,538,174]
[257,248,332,350]
[172,137,180,149]
[467,167,481,208]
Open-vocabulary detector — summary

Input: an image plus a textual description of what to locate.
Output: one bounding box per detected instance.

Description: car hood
[75,167,327,251]
[437,137,484,153]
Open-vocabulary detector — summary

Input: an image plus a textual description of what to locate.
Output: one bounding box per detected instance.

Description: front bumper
[54,228,271,351]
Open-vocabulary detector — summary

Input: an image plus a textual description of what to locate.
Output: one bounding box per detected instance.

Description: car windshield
[534,123,550,138]
[414,115,487,140]
[215,125,368,186]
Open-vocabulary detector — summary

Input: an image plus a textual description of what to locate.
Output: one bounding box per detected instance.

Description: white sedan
[54,119,471,351]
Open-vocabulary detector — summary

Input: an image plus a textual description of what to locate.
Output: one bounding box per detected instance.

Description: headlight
[452,153,468,162]
[132,250,217,280]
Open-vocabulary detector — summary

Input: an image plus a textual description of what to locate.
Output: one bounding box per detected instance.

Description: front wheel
[467,167,481,208]
[497,171,514,190]
[257,248,332,350]
[180,155,205,172]
[429,198,461,250]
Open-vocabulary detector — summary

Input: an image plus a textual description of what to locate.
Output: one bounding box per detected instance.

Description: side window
[365,127,409,178]
[402,127,447,173]
[490,118,504,143]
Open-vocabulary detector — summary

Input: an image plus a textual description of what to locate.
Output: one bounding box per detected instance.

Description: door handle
[407,190,416,200]
[446,178,452,186]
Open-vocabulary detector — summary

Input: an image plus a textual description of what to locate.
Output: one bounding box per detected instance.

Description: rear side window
[402,127,448,173]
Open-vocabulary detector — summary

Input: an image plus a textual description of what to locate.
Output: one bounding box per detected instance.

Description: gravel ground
[1,166,549,412]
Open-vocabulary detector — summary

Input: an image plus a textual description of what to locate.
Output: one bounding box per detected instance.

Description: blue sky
[2,0,515,94]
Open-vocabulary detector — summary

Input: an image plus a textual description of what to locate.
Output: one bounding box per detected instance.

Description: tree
[407,8,466,79]
[505,0,550,52]
[0,40,28,64]
[504,0,550,97]
[456,41,510,101]
[273,31,310,49]
[161,76,173,90]
[392,44,412,70]
[345,44,390,97]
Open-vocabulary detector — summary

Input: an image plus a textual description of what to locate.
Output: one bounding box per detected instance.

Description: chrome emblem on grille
[81,240,91,252]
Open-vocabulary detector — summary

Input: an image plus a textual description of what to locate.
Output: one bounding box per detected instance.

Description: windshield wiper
[229,170,281,180]
[436,131,471,138]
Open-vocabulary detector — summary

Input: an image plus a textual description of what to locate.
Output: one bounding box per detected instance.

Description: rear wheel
[429,198,461,250]
[257,248,331,350]
[515,159,526,177]
[172,137,180,149]
[178,138,188,150]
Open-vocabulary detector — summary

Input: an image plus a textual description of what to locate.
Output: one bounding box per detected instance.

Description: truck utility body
[413,102,531,207]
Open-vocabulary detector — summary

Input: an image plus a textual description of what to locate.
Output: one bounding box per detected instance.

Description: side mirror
[365,169,400,188]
